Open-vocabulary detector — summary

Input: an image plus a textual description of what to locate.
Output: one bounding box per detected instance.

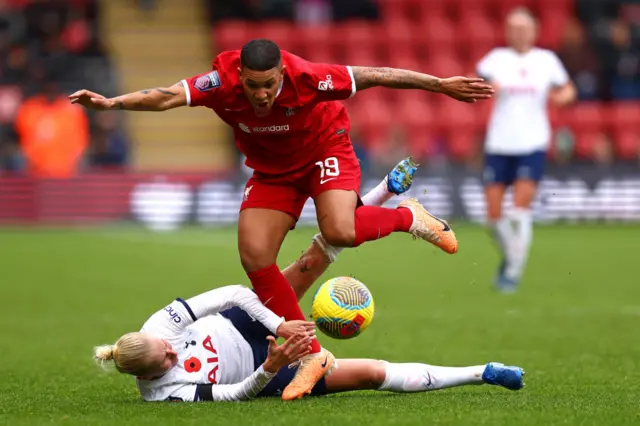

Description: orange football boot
[398,198,458,254]
[281,348,336,401]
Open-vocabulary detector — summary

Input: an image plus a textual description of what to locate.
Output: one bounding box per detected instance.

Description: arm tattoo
[352,67,441,92]
[115,84,183,111]
[138,88,178,96]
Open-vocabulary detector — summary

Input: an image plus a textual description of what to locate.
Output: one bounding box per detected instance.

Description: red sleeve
[180,70,223,108]
[297,61,357,102]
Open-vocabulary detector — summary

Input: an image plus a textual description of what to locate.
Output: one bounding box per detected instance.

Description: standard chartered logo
[238,123,290,133]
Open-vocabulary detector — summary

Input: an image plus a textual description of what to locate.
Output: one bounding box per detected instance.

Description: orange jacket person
[16,81,89,178]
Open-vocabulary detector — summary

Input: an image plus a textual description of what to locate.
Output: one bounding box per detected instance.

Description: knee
[239,242,276,272]
[296,249,326,273]
[321,222,356,247]
[485,200,503,222]
[374,361,388,384]
[369,361,388,388]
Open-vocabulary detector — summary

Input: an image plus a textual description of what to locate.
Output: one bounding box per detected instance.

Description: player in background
[71,39,494,399]
[475,8,576,292]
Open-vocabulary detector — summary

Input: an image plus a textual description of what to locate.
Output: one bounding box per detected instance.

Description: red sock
[248,264,321,353]
[352,206,413,247]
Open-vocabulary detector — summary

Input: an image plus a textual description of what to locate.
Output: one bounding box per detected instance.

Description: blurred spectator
[89,111,129,168]
[557,18,601,99]
[554,127,576,164]
[0,0,120,175]
[0,1,26,49]
[295,0,332,25]
[207,0,377,22]
[260,0,294,19]
[206,0,247,22]
[14,77,89,178]
[207,0,293,21]
[0,83,22,172]
[592,132,615,166]
[607,19,640,99]
[330,0,379,21]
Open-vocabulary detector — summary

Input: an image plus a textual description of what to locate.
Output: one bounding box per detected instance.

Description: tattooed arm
[68,82,187,111]
[351,67,442,92]
[350,66,495,103]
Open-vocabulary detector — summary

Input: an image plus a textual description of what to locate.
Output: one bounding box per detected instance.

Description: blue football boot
[482,362,525,390]
[386,156,418,195]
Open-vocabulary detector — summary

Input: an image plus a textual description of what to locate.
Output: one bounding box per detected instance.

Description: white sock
[489,217,515,266]
[377,361,485,393]
[361,178,393,206]
[313,177,392,263]
[506,208,533,281]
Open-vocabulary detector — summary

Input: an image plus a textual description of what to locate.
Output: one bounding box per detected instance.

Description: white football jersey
[136,285,283,402]
[476,47,570,155]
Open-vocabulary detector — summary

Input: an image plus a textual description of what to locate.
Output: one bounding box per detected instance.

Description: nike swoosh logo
[321,356,329,368]
[263,296,275,306]
[425,372,433,388]
[427,212,450,231]
[320,178,337,184]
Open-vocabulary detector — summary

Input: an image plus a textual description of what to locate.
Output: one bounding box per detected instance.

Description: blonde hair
[94,332,155,376]
[507,7,537,24]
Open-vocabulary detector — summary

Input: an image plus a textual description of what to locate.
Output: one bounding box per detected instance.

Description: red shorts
[240,140,361,221]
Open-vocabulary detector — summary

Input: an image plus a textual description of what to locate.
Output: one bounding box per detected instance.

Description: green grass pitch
[1,224,639,425]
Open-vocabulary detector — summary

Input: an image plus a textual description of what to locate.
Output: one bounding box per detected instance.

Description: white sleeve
[548,52,570,87]
[476,49,498,80]
[166,366,277,402]
[141,285,284,337]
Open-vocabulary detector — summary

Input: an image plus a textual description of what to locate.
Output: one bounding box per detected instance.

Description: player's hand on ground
[68,90,114,110]
[440,77,495,103]
[276,320,316,339]
[263,333,312,374]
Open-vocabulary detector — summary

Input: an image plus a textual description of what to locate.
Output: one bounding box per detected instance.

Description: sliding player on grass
[95,284,524,402]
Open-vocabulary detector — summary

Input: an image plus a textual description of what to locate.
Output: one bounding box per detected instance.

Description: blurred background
[0,0,639,227]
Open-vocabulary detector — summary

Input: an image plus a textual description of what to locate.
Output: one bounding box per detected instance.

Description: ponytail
[93,332,154,376]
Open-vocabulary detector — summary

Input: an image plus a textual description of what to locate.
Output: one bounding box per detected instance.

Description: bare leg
[484,183,507,223]
[282,243,330,301]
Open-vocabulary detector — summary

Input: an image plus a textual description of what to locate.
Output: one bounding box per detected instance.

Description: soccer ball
[311,277,375,339]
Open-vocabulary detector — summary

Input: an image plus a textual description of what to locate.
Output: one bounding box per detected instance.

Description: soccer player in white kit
[475,8,577,292]
[94,160,525,401]
[94,284,523,402]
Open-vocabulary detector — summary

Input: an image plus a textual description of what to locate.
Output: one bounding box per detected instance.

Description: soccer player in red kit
[70,39,494,400]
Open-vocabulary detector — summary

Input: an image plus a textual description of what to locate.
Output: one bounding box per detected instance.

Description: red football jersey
[181,50,356,175]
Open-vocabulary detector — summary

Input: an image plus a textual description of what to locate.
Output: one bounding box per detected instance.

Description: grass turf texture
[0,224,638,425]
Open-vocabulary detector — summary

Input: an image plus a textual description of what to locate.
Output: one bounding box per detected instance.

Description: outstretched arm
[69,82,187,111]
[350,66,495,103]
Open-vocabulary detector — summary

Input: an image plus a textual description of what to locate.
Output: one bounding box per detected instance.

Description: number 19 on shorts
[316,157,340,184]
